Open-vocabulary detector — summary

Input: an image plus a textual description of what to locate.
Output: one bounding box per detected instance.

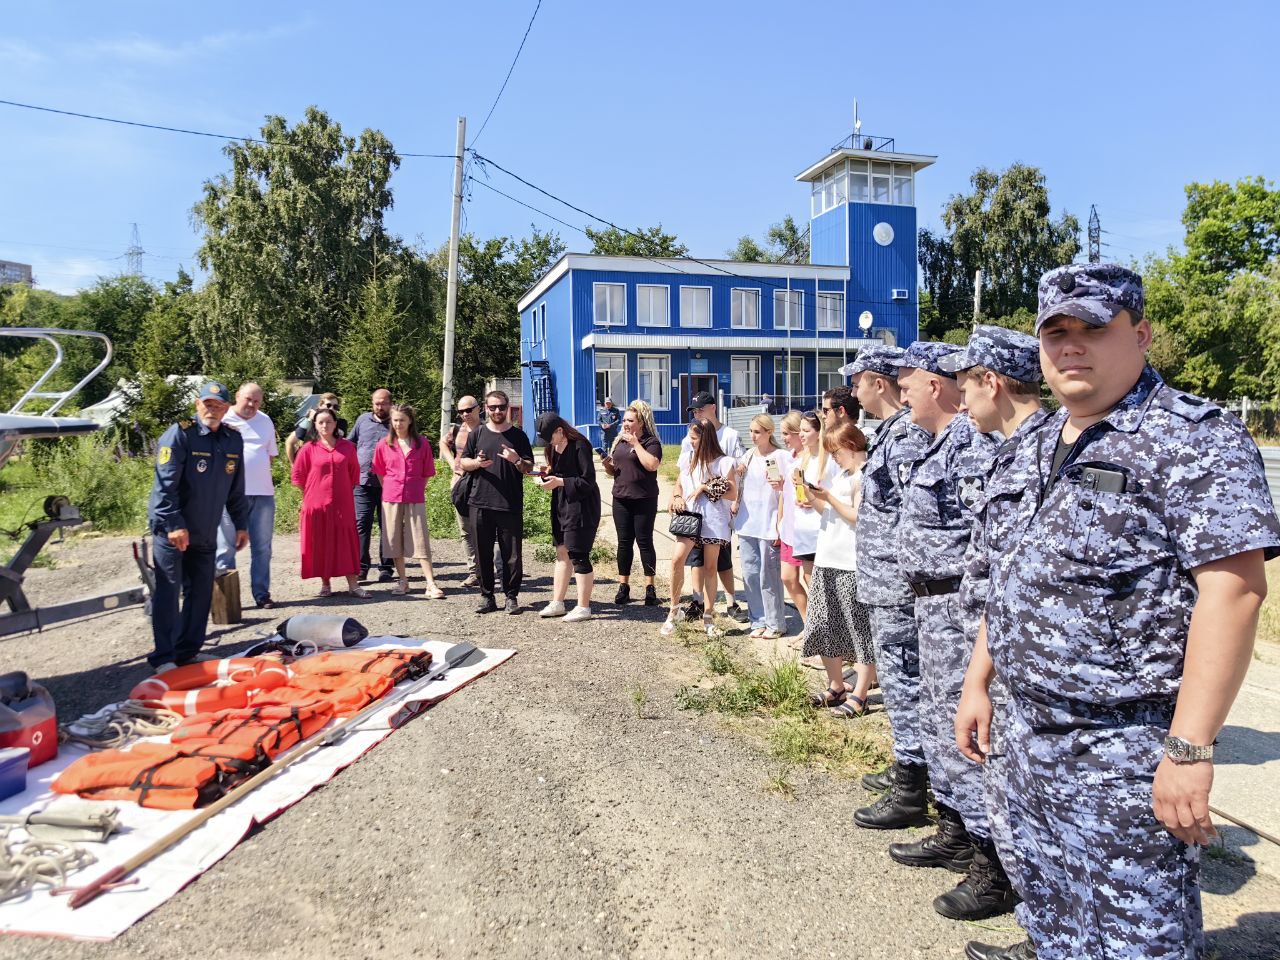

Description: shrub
[33,435,152,532]
[426,473,458,539]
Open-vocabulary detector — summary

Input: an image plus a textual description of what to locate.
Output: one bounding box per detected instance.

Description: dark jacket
[148,421,250,549]
[549,437,601,553]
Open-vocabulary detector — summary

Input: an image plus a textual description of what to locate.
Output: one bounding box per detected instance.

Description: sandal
[318,585,331,598]
[831,695,867,718]
[425,586,445,599]
[659,616,677,637]
[761,628,783,640]
[703,615,724,639]
[392,582,410,596]
[810,686,846,708]
[748,627,767,639]
[349,586,372,599]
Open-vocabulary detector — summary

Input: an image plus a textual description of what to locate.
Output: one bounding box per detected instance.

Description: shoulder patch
[158,446,171,465]
[178,419,192,429]
[1154,387,1219,423]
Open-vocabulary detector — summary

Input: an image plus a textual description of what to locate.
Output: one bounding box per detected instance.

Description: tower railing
[830,133,896,153]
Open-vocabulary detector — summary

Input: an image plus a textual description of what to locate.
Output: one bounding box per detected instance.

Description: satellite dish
[858,311,874,331]
[873,222,895,246]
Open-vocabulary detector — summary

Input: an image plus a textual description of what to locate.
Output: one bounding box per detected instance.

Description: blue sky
[2,0,1277,294]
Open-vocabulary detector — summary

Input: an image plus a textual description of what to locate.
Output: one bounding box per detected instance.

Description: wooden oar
[67,641,482,909]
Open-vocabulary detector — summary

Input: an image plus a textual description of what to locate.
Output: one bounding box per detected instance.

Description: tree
[920,163,1080,336]
[1178,176,1280,290]
[135,269,202,377]
[917,228,971,338]
[728,215,810,263]
[585,224,687,258]
[192,107,400,385]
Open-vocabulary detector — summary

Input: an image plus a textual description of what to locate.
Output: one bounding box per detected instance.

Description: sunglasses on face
[457,406,477,415]
[487,404,509,411]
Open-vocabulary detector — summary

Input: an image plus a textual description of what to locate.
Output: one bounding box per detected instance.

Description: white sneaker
[539,601,567,618]
[562,605,593,623]
[151,661,177,674]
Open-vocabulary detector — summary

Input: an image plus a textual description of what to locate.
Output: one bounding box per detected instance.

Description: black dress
[549,438,601,557]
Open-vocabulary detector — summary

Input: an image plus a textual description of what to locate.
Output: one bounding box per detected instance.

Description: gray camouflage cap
[839,345,905,378]
[937,324,1042,383]
[1035,263,1144,333]
[892,341,964,379]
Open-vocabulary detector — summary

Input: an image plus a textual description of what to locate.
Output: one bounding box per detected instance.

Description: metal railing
[830,133,896,153]
[1,329,114,416]
[1260,447,1280,508]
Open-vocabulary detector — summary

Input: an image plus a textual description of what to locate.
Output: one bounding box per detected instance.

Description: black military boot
[935,838,1019,920]
[861,763,895,792]
[854,762,931,830]
[965,940,1035,960]
[888,804,975,872]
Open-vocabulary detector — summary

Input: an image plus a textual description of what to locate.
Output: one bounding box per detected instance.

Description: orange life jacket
[250,673,394,716]
[52,741,257,810]
[291,648,432,685]
[171,702,334,762]
[129,658,290,716]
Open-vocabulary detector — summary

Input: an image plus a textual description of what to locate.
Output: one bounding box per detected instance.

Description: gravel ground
[3,533,1278,959]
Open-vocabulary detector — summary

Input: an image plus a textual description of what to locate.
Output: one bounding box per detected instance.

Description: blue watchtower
[796,132,935,346]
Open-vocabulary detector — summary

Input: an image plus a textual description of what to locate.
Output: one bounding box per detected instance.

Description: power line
[469,0,543,148]
[0,97,456,158]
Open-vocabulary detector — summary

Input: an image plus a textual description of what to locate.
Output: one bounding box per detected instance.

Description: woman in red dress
[290,408,370,598]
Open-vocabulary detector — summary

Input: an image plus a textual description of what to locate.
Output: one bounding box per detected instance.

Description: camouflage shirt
[856,407,931,605]
[987,366,1280,729]
[898,413,999,583]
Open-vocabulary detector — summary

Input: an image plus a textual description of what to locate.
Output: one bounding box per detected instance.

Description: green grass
[1257,561,1280,646]
[659,444,682,485]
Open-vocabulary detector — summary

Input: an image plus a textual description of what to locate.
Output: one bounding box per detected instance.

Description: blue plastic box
[0,747,29,801]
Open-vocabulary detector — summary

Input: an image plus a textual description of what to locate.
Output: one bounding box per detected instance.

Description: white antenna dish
[858,310,874,331]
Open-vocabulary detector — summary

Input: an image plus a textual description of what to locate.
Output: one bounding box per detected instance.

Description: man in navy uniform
[956,264,1280,960]
[147,381,250,671]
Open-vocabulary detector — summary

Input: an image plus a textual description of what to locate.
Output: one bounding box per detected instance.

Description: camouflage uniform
[849,346,930,768]
[896,344,998,838]
[986,264,1280,959]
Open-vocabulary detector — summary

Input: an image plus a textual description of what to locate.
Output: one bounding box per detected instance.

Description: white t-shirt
[788,452,837,556]
[733,447,785,540]
[678,424,744,469]
[815,469,859,571]
[776,449,798,545]
[222,409,279,497]
[680,455,736,542]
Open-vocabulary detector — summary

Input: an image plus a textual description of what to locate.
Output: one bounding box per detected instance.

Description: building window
[848,161,869,202]
[816,291,844,332]
[894,170,914,205]
[680,286,711,328]
[871,161,892,204]
[593,283,625,326]
[818,356,845,395]
[636,284,669,327]
[774,355,804,402]
[731,288,760,329]
[773,289,804,330]
[731,356,760,400]
[637,354,670,410]
[596,353,626,406]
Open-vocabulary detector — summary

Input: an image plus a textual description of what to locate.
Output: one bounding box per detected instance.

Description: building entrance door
[679,373,718,418]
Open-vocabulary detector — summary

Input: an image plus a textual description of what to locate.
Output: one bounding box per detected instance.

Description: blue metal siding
[810,205,848,266]
[519,272,574,444]
[847,202,919,346]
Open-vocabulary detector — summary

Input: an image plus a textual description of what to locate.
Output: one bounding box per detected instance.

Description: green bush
[33,435,152,532]
[426,473,458,539]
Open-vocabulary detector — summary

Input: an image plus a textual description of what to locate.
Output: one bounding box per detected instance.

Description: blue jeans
[216,495,276,603]
[739,535,786,631]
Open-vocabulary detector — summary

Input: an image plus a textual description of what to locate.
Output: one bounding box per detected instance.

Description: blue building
[517,132,935,445]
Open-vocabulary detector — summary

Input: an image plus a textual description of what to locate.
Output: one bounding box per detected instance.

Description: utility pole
[1088,204,1101,264]
[440,117,466,435]
[972,268,983,328]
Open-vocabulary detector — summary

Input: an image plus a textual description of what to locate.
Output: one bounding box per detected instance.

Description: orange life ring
[129,658,290,716]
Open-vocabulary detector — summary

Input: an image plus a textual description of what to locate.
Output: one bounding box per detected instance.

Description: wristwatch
[1163,736,1215,764]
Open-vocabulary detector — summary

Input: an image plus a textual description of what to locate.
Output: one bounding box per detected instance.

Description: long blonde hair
[749,413,780,451]
[612,399,658,454]
[796,410,828,477]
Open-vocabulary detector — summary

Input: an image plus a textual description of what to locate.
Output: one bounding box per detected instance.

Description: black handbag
[450,473,474,516]
[669,510,703,540]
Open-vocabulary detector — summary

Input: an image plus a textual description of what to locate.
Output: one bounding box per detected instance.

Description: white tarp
[0,637,514,941]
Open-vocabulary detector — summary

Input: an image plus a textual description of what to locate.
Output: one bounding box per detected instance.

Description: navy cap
[937,325,1042,383]
[892,341,963,378]
[198,381,230,402]
[688,391,717,411]
[1035,263,1144,333]
[840,345,905,378]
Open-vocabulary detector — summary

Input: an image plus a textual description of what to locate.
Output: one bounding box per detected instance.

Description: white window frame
[731,288,761,329]
[816,291,844,332]
[595,353,627,406]
[636,284,670,328]
[592,282,626,327]
[774,355,804,400]
[730,355,760,400]
[817,356,845,395]
[679,285,712,328]
[773,289,804,331]
[636,354,671,411]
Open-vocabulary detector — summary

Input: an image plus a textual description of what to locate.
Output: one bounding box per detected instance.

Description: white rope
[0,831,95,903]
[59,699,183,749]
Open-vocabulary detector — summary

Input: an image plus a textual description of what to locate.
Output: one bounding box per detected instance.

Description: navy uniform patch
[224,460,236,475]
[196,458,208,473]
[898,461,912,486]
[958,475,983,510]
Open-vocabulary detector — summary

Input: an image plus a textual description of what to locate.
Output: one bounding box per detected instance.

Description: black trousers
[471,507,523,599]
[612,496,657,577]
[353,480,391,574]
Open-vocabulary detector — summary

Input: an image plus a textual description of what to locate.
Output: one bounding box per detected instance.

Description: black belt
[907,575,962,598]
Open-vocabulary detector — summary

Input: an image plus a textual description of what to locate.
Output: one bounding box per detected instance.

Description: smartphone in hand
[765,459,782,483]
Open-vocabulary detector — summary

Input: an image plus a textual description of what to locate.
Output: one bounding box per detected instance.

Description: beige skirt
[381,501,432,559]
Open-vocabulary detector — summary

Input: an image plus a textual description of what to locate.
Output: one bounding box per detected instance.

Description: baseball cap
[198,381,230,402]
[892,341,964,379]
[937,325,1042,383]
[840,345,906,378]
[1035,263,1144,334]
[687,391,717,411]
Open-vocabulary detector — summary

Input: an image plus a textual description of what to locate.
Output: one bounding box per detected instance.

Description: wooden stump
[211,570,242,624]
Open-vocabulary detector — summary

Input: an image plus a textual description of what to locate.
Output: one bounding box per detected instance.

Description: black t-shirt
[463,425,534,513]
[609,435,662,501]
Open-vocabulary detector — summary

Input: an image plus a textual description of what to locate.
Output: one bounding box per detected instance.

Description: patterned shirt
[855,407,931,605]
